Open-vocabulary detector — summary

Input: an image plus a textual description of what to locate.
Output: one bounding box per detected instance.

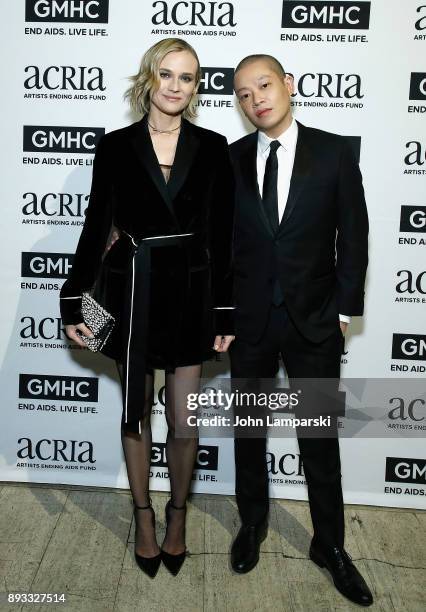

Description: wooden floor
[0,483,425,612]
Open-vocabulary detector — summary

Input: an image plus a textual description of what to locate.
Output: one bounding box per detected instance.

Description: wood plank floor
[0,483,424,612]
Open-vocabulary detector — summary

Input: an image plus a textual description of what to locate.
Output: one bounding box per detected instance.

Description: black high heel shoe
[160,499,187,576]
[133,501,161,578]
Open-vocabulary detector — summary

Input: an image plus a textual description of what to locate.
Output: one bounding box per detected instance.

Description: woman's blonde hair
[125,38,201,119]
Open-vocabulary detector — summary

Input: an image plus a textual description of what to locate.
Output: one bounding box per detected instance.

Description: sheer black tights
[117,362,201,557]
[163,365,201,554]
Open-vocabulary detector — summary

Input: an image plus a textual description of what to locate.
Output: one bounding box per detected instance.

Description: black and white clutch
[77,292,115,352]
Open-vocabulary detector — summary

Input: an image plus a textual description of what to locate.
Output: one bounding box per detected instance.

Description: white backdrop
[1,1,425,509]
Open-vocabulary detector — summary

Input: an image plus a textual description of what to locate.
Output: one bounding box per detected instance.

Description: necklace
[148,121,181,134]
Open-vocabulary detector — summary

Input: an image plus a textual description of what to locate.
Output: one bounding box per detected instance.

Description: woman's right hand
[65,226,119,347]
[65,323,94,348]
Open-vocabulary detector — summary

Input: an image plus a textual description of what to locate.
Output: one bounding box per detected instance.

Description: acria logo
[21,253,73,279]
[199,68,234,95]
[19,373,98,402]
[20,316,65,340]
[409,72,426,101]
[22,192,88,217]
[267,452,304,476]
[151,1,236,26]
[290,72,363,100]
[392,334,426,361]
[282,1,371,29]
[404,141,426,166]
[25,0,109,23]
[151,443,218,470]
[388,397,425,422]
[24,66,105,91]
[23,126,104,153]
[415,5,426,31]
[17,437,95,463]
[385,457,426,485]
[395,270,426,295]
[400,206,426,232]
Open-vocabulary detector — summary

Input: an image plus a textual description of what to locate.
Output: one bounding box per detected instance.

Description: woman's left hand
[213,335,235,352]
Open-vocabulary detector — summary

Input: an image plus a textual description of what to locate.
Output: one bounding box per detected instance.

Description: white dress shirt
[257,118,298,223]
[256,118,350,324]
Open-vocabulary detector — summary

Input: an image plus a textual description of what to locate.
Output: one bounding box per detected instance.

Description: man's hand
[213,335,235,352]
[340,321,348,336]
[65,323,94,348]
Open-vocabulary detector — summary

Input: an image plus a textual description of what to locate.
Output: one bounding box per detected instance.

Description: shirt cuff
[339,314,351,324]
[213,307,235,336]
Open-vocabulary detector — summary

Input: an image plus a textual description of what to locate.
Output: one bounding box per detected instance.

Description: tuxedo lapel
[128,116,176,222]
[167,118,200,201]
[278,121,312,230]
[240,132,274,237]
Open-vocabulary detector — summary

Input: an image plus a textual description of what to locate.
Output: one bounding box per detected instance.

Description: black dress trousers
[230,303,345,549]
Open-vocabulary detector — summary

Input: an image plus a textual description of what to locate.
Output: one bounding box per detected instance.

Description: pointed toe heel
[160,548,187,576]
[134,549,161,578]
[133,501,161,579]
[160,499,188,576]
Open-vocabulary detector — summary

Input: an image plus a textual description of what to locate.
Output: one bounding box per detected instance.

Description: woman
[60,38,235,578]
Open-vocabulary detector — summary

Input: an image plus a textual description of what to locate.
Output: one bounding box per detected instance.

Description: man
[229,54,372,607]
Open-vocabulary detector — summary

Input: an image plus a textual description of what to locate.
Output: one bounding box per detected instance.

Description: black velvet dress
[59,116,235,432]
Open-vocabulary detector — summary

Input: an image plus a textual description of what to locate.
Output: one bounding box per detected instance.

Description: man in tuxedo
[228,54,372,607]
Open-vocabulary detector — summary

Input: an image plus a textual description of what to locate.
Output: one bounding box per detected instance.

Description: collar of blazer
[239,120,312,237]
[128,114,201,223]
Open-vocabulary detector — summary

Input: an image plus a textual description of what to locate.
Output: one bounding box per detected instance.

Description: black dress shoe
[231,519,268,574]
[309,543,373,607]
[133,502,161,579]
[160,500,187,576]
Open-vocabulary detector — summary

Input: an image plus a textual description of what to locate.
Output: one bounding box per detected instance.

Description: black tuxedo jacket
[60,115,235,359]
[230,121,368,345]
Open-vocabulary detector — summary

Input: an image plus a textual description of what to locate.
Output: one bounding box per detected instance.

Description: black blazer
[60,115,235,361]
[230,121,368,344]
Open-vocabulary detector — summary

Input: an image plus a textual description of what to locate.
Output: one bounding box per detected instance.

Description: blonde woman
[60,38,235,578]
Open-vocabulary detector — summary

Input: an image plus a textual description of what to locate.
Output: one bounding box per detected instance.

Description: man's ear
[284,73,295,95]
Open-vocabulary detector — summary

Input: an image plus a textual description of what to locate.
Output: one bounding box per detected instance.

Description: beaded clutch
[76,292,115,352]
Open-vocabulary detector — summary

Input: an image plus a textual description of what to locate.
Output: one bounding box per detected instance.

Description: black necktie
[262,140,284,305]
[262,140,281,233]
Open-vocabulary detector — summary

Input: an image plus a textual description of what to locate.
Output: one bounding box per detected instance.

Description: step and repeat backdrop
[0,1,425,509]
